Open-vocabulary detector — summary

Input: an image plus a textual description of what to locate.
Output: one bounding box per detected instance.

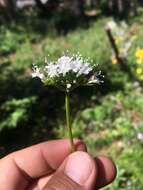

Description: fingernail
[64,151,93,185]
[76,142,87,152]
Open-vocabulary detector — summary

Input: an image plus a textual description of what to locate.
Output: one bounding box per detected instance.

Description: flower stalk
[32,53,103,152]
[65,91,75,152]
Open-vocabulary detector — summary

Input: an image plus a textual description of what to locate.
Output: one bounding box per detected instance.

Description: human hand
[0,139,116,190]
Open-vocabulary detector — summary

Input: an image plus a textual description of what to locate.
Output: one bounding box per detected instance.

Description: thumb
[42,151,97,190]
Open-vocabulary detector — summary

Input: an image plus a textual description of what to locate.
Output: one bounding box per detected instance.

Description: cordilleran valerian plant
[32,54,103,152]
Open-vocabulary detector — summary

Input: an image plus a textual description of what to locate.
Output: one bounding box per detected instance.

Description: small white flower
[67,84,72,89]
[45,62,58,77]
[88,75,99,84]
[77,63,92,76]
[58,55,72,65]
[32,65,44,80]
[106,20,117,30]
[137,133,143,140]
[58,56,73,75]
[71,57,83,73]
[88,71,103,85]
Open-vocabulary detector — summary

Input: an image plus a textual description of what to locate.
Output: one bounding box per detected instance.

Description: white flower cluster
[45,56,93,78]
[32,54,103,92]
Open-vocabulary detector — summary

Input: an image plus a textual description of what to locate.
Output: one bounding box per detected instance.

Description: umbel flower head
[32,54,103,92]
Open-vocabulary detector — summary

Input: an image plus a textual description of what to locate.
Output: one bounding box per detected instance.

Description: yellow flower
[112,58,118,64]
[135,47,143,59]
[136,58,143,64]
[138,75,143,80]
[136,67,142,75]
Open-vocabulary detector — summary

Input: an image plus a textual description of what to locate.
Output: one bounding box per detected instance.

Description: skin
[0,139,116,190]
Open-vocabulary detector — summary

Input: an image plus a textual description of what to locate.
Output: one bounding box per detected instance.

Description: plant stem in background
[65,91,75,152]
[105,27,136,80]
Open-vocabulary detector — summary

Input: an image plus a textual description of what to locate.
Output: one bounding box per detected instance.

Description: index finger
[0,139,85,190]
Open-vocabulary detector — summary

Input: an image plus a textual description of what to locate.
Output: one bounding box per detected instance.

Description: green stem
[65,91,75,152]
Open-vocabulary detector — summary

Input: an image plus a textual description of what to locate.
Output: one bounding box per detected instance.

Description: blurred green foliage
[0,97,36,130]
[0,8,143,189]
